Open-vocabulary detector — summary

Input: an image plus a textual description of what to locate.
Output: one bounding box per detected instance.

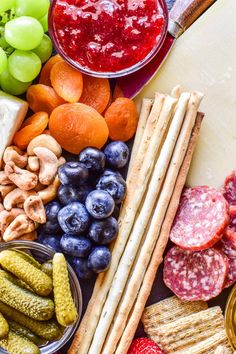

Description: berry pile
[37,141,129,279]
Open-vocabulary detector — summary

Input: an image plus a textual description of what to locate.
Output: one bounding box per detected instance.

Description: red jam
[51,0,166,73]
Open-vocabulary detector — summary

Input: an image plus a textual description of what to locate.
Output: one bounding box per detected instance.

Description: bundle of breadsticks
[69,85,204,354]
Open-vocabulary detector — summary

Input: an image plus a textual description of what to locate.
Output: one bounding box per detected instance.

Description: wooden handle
[169,0,215,37]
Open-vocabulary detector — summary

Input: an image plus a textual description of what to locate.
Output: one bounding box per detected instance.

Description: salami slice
[163,246,228,301]
[217,233,236,288]
[170,186,229,251]
[223,170,236,205]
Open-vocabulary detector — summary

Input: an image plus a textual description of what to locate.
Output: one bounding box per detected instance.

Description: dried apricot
[49,103,109,154]
[13,112,49,150]
[113,84,124,100]
[79,75,111,113]
[27,84,65,114]
[39,54,63,86]
[104,98,138,141]
[50,61,83,103]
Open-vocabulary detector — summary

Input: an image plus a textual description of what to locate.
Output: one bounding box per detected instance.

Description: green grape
[0,0,16,13]
[0,48,7,75]
[8,50,41,82]
[39,12,48,33]
[5,16,44,51]
[0,68,31,95]
[33,34,52,63]
[15,0,49,19]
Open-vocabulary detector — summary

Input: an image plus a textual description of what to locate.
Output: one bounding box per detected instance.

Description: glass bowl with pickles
[0,241,82,354]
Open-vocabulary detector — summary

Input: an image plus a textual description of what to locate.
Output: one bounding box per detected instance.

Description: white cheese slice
[0,90,28,168]
[136,0,236,188]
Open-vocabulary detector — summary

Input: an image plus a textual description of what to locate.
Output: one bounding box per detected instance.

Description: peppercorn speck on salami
[163,246,228,301]
[170,186,229,251]
[216,232,236,288]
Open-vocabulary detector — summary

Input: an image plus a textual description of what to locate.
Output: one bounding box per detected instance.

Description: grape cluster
[0,0,52,95]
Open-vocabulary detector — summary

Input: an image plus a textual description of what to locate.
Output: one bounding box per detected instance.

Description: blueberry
[100,169,122,178]
[96,175,126,204]
[88,246,111,273]
[104,141,129,169]
[85,190,115,219]
[58,184,92,206]
[58,161,89,186]
[43,201,62,233]
[60,234,92,258]
[58,202,90,234]
[79,147,106,172]
[88,217,118,245]
[70,257,94,279]
[37,233,61,252]
[112,205,120,220]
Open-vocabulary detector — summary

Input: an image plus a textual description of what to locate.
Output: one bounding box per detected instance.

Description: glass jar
[225,284,236,350]
[0,241,82,354]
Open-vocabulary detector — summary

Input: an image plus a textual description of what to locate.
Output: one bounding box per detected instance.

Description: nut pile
[0,134,64,242]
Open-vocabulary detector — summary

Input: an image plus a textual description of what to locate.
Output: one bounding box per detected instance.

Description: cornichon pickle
[13,250,41,269]
[0,250,52,296]
[0,301,61,341]
[53,253,78,326]
[3,330,40,354]
[0,311,9,339]
[0,269,33,292]
[41,261,53,277]
[9,321,41,345]
[0,338,8,351]
[0,275,54,321]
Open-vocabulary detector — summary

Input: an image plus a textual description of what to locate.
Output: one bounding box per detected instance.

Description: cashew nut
[34,182,45,192]
[27,134,62,157]
[0,203,4,212]
[0,208,25,233]
[3,188,36,211]
[24,195,46,223]
[27,156,40,172]
[0,171,13,185]
[18,230,37,241]
[58,156,66,167]
[38,175,60,204]
[5,161,38,191]
[0,185,15,201]
[33,147,58,185]
[3,146,28,168]
[3,214,37,241]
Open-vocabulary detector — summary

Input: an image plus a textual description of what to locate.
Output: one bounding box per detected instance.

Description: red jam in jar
[50,0,166,74]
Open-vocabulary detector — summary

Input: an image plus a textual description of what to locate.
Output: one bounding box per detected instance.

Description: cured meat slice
[217,233,236,288]
[170,186,229,251]
[223,170,236,205]
[163,246,228,301]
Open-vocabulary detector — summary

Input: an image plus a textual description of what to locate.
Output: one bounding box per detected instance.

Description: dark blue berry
[57,202,90,234]
[60,234,92,257]
[58,161,89,186]
[37,233,61,252]
[88,217,118,245]
[43,201,62,233]
[85,190,115,219]
[104,141,129,169]
[96,174,126,204]
[70,257,94,279]
[58,184,92,206]
[79,147,106,172]
[100,169,122,178]
[88,246,111,273]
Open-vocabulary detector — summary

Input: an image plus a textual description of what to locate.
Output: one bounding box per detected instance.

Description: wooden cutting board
[136,0,236,189]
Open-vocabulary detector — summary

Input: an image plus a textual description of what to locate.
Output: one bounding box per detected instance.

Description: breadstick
[171,84,182,99]
[115,112,204,354]
[71,94,175,354]
[103,92,202,354]
[99,92,191,354]
[128,98,153,176]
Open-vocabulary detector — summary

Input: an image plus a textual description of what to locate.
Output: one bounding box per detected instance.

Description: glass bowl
[225,284,236,350]
[48,0,168,78]
[0,241,82,354]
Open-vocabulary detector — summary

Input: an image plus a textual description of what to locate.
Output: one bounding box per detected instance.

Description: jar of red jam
[49,0,168,78]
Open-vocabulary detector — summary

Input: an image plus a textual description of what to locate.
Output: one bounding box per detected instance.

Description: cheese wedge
[0,90,28,167]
